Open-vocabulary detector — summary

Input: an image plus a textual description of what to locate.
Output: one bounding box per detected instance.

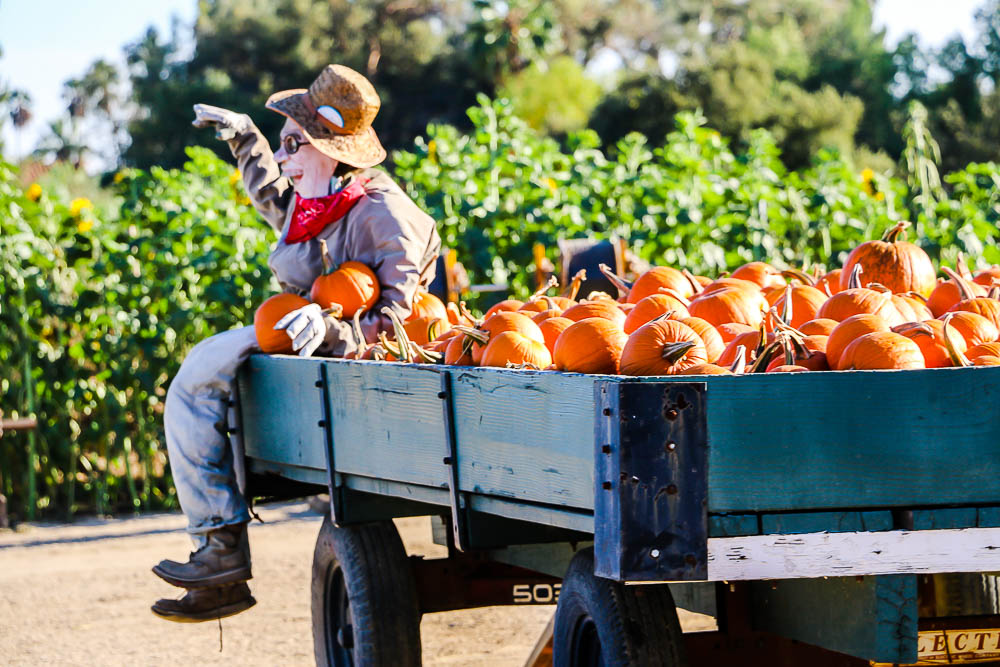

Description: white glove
[192,103,252,141]
[273,303,329,358]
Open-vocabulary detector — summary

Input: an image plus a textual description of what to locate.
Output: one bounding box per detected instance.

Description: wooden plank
[321,360,451,490]
[450,368,596,509]
[649,367,1000,513]
[709,514,759,537]
[467,494,593,534]
[761,511,893,535]
[912,508,978,530]
[247,458,328,487]
[980,507,1000,528]
[707,527,1000,581]
[751,575,918,663]
[239,356,327,470]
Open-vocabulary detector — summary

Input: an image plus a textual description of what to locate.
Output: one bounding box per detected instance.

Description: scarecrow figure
[151,65,440,622]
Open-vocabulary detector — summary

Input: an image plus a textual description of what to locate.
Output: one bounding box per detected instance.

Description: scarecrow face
[274,119,339,198]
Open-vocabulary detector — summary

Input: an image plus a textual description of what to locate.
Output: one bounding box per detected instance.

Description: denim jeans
[164,326,258,546]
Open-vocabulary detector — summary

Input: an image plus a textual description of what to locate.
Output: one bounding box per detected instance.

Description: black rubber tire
[311,517,421,667]
[553,547,687,667]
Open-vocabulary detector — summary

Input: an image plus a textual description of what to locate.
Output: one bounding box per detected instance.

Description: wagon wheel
[311,516,421,666]
[553,547,687,667]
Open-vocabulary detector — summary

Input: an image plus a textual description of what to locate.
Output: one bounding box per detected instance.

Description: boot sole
[151,565,252,589]
[151,596,257,623]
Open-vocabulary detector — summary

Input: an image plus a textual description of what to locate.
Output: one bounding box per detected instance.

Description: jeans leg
[165,326,260,539]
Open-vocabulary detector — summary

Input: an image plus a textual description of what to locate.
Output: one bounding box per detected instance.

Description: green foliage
[0,148,276,519]
[499,56,602,135]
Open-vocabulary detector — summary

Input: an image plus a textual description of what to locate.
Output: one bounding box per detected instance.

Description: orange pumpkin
[949,293,1000,331]
[716,322,756,344]
[827,314,891,370]
[688,288,768,328]
[254,293,311,354]
[699,277,760,297]
[973,266,1000,287]
[973,355,1000,366]
[484,299,525,319]
[538,317,574,356]
[838,331,925,370]
[816,288,903,326]
[840,221,936,297]
[677,363,733,375]
[623,293,691,334]
[717,329,774,367]
[731,261,784,289]
[627,267,694,303]
[404,316,451,346]
[772,285,827,328]
[966,342,1000,363]
[408,288,448,322]
[553,318,628,374]
[444,335,474,366]
[562,300,628,329]
[767,364,809,373]
[893,320,966,368]
[470,312,545,365]
[481,331,552,368]
[815,269,844,296]
[310,256,380,318]
[927,269,987,317]
[892,292,934,322]
[944,311,999,347]
[799,318,839,337]
[620,320,708,376]
[674,315,724,363]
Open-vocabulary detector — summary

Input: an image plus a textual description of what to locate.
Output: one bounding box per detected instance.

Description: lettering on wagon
[513,583,562,604]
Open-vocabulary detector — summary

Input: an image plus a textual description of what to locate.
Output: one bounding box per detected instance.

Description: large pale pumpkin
[254,293,311,353]
[840,221,936,297]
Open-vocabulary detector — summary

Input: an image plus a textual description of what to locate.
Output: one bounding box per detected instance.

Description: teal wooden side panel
[751,575,918,663]
[708,513,758,537]
[979,507,1000,527]
[321,360,450,490]
[761,511,893,534]
[450,368,598,509]
[239,355,328,470]
[913,508,978,530]
[651,367,1000,513]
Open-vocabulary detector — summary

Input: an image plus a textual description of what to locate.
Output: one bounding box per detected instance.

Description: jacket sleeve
[226,122,294,232]
[317,188,440,357]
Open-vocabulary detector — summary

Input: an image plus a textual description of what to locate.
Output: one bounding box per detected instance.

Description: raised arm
[192,104,293,231]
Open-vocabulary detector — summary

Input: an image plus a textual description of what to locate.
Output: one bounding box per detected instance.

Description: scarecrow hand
[192,104,252,141]
[273,303,329,358]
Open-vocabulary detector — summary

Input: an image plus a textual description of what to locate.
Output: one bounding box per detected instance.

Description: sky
[0,0,989,163]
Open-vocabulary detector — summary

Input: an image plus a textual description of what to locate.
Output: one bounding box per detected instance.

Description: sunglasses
[281,134,304,155]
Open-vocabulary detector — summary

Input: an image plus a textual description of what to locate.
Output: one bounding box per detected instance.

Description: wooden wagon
[233,355,1000,666]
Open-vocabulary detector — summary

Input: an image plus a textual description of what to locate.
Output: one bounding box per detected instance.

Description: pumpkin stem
[989,286,1000,300]
[369,343,388,362]
[880,221,910,243]
[599,263,632,298]
[941,314,971,367]
[530,275,559,300]
[660,340,697,365]
[956,252,974,280]
[904,291,929,304]
[380,306,414,363]
[562,269,587,300]
[820,277,834,298]
[748,340,782,373]
[865,282,891,293]
[318,239,333,275]
[656,287,691,307]
[682,269,704,295]
[779,285,793,326]
[458,301,483,327]
[941,266,977,301]
[350,309,368,357]
[453,325,489,346]
[320,303,345,318]
[411,341,443,364]
[585,290,616,302]
[542,296,559,311]
[781,268,816,286]
[754,321,768,360]
[377,332,405,361]
[848,264,864,289]
[728,346,747,374]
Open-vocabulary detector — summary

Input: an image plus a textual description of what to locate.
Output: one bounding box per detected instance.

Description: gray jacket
[227,123,441,356]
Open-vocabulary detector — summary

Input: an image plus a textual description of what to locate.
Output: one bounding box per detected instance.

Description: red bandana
[285,179,368,244]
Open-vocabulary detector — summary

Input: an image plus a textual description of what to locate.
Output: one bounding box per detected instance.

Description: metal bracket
[316,363,343,525]
[594,380,709,581]
[438,371,468,551]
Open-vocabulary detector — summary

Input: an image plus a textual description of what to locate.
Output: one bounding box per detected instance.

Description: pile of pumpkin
[255,223,1000,374]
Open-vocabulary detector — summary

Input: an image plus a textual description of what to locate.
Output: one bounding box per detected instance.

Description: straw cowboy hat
[266,64,387,169]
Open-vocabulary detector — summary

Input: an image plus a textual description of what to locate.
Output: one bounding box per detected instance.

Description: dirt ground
[0,501,712,666]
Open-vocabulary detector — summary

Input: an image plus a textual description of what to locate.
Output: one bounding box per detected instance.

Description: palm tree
[33,118,90,170]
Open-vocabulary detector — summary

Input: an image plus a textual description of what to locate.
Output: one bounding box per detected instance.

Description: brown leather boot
[152,522,251,588]
[151,583,256,622]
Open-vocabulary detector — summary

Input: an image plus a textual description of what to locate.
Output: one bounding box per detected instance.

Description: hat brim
[266,89,387,169]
